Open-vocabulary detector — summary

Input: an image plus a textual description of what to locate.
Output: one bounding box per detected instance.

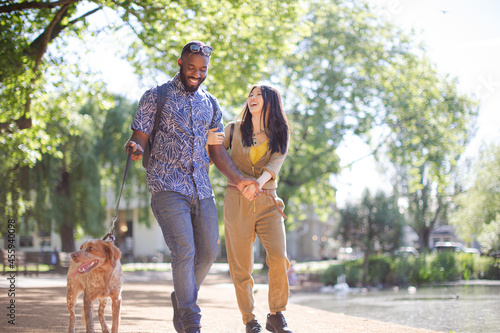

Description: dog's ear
[104,241,122,268]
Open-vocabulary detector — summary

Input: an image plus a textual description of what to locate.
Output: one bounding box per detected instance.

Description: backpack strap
[152,84,166,143]
[142,83,167,168]
[207,93,217,119]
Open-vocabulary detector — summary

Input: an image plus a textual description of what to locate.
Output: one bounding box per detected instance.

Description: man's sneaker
[246,319,263,333]
[265,312,293,333]
[170,291,184,333]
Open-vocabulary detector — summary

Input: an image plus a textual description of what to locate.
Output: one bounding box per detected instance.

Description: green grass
[0,264,52,273]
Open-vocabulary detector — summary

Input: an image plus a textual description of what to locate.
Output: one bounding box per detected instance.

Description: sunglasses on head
[189,43,212,56]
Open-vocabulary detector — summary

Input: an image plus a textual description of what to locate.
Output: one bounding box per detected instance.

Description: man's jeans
[151,191,219,329]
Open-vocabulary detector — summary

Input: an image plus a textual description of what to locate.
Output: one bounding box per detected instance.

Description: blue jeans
[151,191,219,329]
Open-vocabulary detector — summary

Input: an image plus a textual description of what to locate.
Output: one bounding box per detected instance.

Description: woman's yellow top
[250,140,269,165]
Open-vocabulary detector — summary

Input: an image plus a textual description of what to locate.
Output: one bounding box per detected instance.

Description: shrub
[406,254,432,286]
[344,259,363,286]
[321,264,344,286]
[457,253,476,280]
[431,251,460,282]
[392,255,415,286]
[367,255,392,286]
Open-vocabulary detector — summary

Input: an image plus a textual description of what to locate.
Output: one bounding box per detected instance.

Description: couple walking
[125,41,292,333]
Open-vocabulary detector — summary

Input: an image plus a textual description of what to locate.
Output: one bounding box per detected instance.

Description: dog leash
[103,150,133,242]
[227,185,287,219]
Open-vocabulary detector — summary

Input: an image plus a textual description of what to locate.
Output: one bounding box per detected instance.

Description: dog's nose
[71,252,79,262]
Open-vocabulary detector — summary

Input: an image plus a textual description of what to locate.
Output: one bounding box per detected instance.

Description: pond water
[289,282,500,333]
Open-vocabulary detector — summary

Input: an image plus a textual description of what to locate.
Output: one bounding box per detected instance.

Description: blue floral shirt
[131,73,223,199]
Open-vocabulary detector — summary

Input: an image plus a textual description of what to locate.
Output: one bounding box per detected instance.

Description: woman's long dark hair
[238,85,289,154]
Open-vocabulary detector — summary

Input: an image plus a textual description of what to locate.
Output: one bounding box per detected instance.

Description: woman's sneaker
[246,319,263,333]
[265,312,292,333]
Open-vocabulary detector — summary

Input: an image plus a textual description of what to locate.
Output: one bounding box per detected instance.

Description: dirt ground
[1,271,444,333]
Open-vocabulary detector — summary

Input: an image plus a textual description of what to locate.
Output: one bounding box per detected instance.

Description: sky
[79,0,500,207]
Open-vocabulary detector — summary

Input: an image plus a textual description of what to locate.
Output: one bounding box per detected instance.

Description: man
[125,41,258,333]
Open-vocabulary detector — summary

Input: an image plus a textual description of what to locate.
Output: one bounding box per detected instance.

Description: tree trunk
[419,228,431,252]
[60,223,75,252]
[362,249,369,286]
[56,170,75,252]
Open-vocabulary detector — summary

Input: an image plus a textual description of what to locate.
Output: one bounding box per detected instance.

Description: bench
[1,249,40,276]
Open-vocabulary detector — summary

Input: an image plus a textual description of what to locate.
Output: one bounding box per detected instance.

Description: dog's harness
[227,185,287,219]
[103,150,133,242]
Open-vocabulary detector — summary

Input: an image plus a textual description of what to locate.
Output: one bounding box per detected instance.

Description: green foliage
[0,0,480,251]
[321,264,344,286]
[408,255,433,286]
[475,256,500,280]
[0,0,300,242]
[326,253,498,287]
[344,259,363,286]
[366,255,392,285]
[337,190,404,256]
[451,144,500,254]
[431,251,460,282]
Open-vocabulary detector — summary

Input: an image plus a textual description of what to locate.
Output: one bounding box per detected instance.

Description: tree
[337,189,403,285]
[1,0,301,234]
[450,143,500,254]
[380,56,478,250]
[17,94,142,252]
[1,0,300,164]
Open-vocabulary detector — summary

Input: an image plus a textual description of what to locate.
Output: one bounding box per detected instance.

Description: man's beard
[179,66,206,92]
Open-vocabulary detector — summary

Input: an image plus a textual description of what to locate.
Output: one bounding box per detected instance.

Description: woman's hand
[242,183,261,201]
[207,128,224,145]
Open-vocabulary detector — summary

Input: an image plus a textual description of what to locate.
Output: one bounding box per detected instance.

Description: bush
[431,251,461,282]
[392,255,415,286]
[408,254,432,286]
[476,256,500,279]
[367,255,392,286]
[317,252,500,288]
[458,253,476,280]
[344,259,363,286]
[321,264,344,286]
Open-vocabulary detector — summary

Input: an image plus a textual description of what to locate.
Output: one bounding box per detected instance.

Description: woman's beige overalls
[223,121,290,325]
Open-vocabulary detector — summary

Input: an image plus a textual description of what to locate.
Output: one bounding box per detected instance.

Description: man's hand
[237,178,261,200]
[125,141,144,161]
[242,183,261,201]
[125,130,149,162]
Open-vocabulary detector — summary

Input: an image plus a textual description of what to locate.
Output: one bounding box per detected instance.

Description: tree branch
[30,3,71,72]
[0,0,79,14]
[1,3,102,132]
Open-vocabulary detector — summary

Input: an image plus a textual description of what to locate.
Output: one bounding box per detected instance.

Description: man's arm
[125,130,149,161]
[208,144,259,193]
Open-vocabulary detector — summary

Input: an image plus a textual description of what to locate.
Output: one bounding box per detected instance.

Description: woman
[222,85,292,333]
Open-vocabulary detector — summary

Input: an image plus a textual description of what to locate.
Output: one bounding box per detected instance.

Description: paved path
[1,265,444,333]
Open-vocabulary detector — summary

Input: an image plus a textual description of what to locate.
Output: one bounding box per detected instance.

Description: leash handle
[104,149,133,241]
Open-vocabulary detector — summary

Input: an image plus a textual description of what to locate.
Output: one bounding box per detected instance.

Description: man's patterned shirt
[131,73,223,199]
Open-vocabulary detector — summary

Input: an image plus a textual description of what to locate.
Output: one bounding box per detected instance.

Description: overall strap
[229,122,235,150]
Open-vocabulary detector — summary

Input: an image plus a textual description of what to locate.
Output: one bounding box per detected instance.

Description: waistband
[227,185,287,219]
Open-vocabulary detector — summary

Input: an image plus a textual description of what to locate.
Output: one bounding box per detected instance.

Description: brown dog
[67,239,123,333]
